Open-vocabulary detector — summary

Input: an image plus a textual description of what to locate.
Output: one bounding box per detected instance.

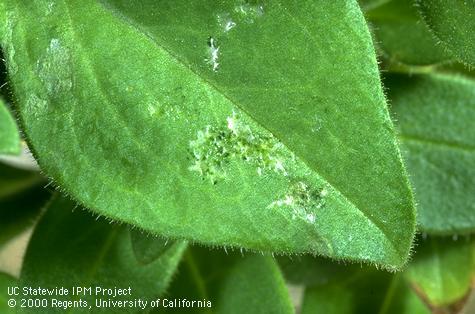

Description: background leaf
[20,195,187,313]
[417,0,475,67]
[160,246,293,314]
[300,267,429,314]
[0,161,48,247]
[283,247,475,314]
[0,272,15,314]
[3,0,415,268]
[0,98,20,155]
[406,236,475,311]
[278,255,360,287]
[130,229,176,265]
[365,0,451,66]
[388,73,475,235]
[358,0,392,11]
[215,253,293,314]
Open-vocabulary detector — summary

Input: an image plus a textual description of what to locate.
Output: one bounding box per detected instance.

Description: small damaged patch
[37,38,72,96]
[217,13,237,33]
[206,37,220,72]
[268,181,328,223]
[188,112,289,184]
[234,1,264,23]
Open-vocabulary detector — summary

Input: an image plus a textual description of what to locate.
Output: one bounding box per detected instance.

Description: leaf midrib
[96,1,404,262]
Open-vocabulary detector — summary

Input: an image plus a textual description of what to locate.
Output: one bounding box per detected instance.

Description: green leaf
[387,73,475,234]
[0,160,44,200]
[301,270,430,314]
[290,246,475,313]
[3,0,415,268]
[365,0,451,66]
[0,98,20,155]
[130,229,176,265]
[281,254,433,313]
[161,247,293,314]
[0,161,48,247]
[278,255,360,287]
[406,236,475,311]
[417,0,475,67]
[0,272,16,314]
[214,253,293,314]
[438,62,475,81]
[20,195,187,313]
[358,0,392,11]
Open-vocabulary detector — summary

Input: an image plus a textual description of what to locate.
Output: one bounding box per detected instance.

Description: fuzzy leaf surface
[20,195,187,313]
[417,0,475,67]
[388,73,475,234]
[0,98,20,155]
[2,0,415,268]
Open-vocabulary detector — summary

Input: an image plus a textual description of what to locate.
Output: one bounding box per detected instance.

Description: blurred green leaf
[388,73,475,235]
[417,0,475,67]
[2,0,416,269]
[160,247,293,314]
[0,272,16,314]
[358,0,392,11]
[438,62,475,81]
[292,240,475,314]
[0,98,20,155]
[366,0,451,66]
[301,270,429,314]
[280,254,430,313]
[406,236,475,311]
[130,229,176,265]
[20,195,187,313]
[0,161,43,200]
[278,255,360,287]
[0,161,48,247]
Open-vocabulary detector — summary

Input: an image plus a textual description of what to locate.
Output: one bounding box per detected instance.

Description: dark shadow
[0,47,14,106]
